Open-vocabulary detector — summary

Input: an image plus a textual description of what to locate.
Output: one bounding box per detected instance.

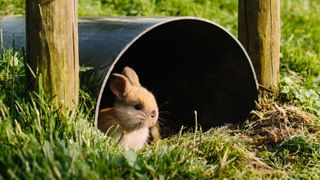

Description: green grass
[279,1,320,116]
[1,0,320,179]
[0,50,280,178]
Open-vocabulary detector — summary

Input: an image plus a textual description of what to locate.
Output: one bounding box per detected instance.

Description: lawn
[0,0,320,179]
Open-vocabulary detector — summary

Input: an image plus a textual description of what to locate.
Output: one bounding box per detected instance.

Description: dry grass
[245,98,319,145]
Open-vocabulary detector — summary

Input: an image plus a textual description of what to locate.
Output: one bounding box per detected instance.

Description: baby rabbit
[98,67,159,149]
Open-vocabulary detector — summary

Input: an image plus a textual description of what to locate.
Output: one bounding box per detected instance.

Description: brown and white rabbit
[98,67,159,149]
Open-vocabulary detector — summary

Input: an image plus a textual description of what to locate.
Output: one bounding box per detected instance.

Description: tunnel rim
[94,16,258,127]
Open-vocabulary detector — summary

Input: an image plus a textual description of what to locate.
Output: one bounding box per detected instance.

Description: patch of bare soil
[245,99,320,145]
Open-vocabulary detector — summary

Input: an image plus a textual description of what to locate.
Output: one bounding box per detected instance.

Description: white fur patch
[116,128,149,149]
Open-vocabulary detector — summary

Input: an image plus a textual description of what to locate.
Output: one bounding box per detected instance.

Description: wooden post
[238,0,280,90]
[26,0,79,109]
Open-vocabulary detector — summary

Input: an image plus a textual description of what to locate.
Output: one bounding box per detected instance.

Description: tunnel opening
[98,19,258,137]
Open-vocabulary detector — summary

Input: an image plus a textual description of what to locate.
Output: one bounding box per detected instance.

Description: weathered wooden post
[238,0,280,91]
[26,0,79,109]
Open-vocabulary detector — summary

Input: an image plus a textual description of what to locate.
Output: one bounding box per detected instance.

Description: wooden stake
[26,0,79,109]
[238,0,280,90]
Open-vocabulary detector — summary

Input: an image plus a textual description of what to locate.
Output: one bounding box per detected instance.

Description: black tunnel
[0,16,258,136]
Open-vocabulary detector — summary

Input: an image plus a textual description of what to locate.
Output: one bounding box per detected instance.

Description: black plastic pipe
[0,16,258,135]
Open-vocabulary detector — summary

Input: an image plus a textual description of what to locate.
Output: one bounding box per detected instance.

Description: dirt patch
[245,99,320,145]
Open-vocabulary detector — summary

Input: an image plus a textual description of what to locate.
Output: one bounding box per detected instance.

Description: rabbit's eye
[134,103,144,110]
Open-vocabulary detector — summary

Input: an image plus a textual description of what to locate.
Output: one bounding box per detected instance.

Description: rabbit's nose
[151,110,157,118]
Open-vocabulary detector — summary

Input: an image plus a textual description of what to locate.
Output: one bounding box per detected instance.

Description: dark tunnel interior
[98,20,258,136]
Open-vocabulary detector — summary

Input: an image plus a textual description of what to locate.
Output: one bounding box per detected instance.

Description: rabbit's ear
[122,66,141,87]
[109,73,132,99]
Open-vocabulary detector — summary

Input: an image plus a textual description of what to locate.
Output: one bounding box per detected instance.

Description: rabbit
[98,66,159,149]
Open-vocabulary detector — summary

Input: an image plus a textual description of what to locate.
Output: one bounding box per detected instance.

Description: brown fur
[98,67,159,149]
